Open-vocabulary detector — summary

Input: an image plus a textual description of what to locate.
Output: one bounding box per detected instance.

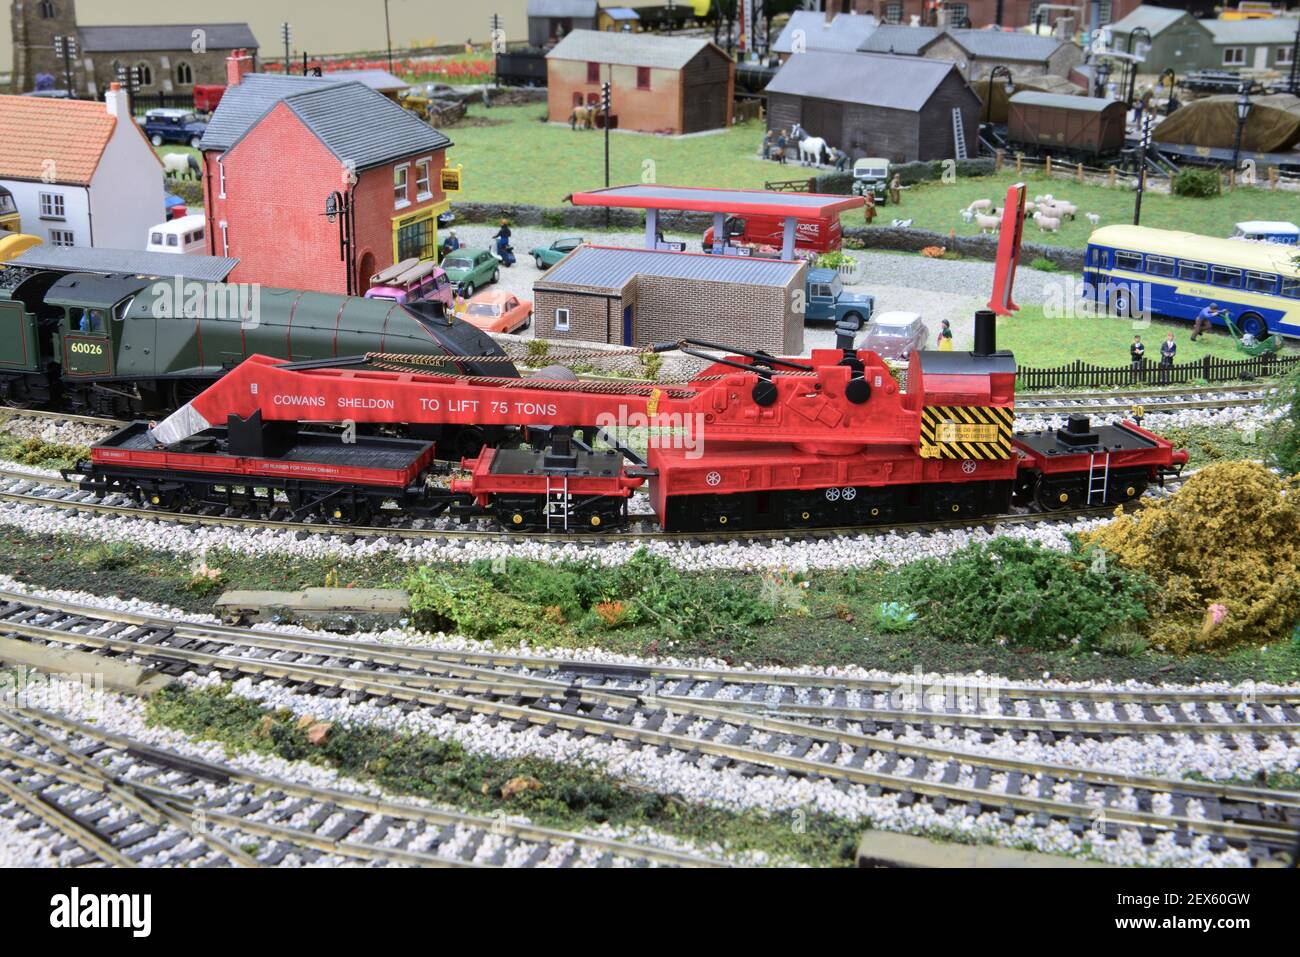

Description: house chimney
[104,82,125,121]
[226,49,254,87]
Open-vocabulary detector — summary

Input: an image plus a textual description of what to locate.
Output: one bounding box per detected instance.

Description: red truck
[193,85,226,114]
[702,213,842,259]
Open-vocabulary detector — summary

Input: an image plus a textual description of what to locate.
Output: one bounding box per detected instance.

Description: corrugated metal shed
[528,0,599,17]
[7,247,239,283]
[772,11,879,55]
[78,23,259,53]
[765,51,959,112]
[945,28,1069,62]
[538,245,802,292]
[1204,19,1300,45]
[546,30,713,70]
[1009,91,1116,112]
[1108,6,1195,37]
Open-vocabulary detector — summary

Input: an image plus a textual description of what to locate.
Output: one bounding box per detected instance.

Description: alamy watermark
[149,276,262,329]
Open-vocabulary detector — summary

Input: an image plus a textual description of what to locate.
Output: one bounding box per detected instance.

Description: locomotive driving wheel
[1034,478,1083,511]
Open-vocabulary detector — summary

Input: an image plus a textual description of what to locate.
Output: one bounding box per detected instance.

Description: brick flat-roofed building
[534,245,806,355]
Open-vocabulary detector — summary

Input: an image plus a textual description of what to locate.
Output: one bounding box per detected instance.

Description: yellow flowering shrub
[1078,461,1300,653]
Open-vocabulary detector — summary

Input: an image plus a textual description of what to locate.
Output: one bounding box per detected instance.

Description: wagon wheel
[1034,479,1080,511]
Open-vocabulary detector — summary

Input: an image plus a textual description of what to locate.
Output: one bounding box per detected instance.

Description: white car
[861,310,928,360]
[146,214,207,255]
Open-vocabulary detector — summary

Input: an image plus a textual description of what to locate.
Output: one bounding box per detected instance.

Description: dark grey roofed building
[546,30,715,70]
[765,51,980,162]
[541,244,804,290]
[327,69,410,97]
[77,23,259,52]
[857,24,941,56]
[772,11,879,58]
[199,74,342,151]
[9,246,239,283]
[527,0,600,47]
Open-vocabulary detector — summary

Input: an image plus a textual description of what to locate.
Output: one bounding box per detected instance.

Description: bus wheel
[1238,312,1266,339]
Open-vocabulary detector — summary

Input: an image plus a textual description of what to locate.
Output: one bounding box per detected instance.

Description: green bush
[811,171,853,194]
[1171,167,1222,198]
[164,177,204,207]
[889,539,1153,649]
[1264,364,1300,475]
[1029,257,1060,272]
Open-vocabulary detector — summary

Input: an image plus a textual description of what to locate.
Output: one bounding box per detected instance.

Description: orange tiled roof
[0,95,118,186]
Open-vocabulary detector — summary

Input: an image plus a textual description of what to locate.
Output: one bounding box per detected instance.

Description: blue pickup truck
[803,268,874,328]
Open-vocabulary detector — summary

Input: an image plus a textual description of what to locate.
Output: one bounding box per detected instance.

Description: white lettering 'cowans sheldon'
[49,888,152,939]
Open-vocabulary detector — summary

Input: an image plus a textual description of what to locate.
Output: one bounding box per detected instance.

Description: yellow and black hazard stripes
[919,405,1014,460]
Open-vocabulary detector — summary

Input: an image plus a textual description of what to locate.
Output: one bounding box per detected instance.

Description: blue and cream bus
[1082,225,1300,339]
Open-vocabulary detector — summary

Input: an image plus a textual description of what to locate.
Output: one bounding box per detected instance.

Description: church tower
[10,0,82,94]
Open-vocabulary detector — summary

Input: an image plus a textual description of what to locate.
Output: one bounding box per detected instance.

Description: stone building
[9,0,258,97]
[533,245,806,354]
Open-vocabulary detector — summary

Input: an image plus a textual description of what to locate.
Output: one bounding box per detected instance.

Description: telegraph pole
[1132,111,1153,226]
[490,13,502,86]
[384,0,394,72]
[602,78,611,228]
[281,22,292,75]
[53,35,76,96]
[115,64,140,113]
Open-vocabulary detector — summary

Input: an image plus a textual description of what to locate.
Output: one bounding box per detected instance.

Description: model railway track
[1,587,1288,742]
[2,592,1296,862]
[0,407,129,431]
[1018,384,1278,404]
[1018,396,1268,416]
[0,708,716,868]
[0,470,1158,548]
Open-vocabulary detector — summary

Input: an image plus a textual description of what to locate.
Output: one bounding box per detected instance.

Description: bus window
[1146,255,1175,277]
[1087,246,1109,268]
[1281,277,1300,299]
[1244,271,1277,294]
[1211,266,1242,288]
[1114,250,1143,272]
[1179,261,1209,282]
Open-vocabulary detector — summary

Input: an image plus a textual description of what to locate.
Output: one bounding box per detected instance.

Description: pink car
[364,258,453,307]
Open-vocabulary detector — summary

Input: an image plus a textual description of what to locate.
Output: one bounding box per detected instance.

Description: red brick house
[201,51,453,295]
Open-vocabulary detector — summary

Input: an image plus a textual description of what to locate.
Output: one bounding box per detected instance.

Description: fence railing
[1016,352,1298,391]
[763,177,815,192]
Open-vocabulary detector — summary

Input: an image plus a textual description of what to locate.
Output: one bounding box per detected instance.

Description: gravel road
[448,224,1066,354]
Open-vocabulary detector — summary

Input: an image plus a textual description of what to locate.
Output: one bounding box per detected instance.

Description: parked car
[140,108,207,148]
[851,157,890,203]
[455,290,532,334]
[861,310,927,360]
[803,268,873,328]
[364,258,453,306]
[530,236,584,269]
[441,249,499,297]
[146,214,207,255]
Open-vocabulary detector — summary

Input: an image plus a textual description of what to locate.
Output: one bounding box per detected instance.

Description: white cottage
[0,84,163,250]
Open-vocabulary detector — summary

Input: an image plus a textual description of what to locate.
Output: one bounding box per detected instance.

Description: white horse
[790,122,828,167]
[162,152,202,180]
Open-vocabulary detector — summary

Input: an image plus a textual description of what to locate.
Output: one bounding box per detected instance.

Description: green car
[529,236,584,270]
[441,249,499,296]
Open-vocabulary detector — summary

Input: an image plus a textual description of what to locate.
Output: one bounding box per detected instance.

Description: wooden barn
[764,51,980,163]
[546,31,733,135]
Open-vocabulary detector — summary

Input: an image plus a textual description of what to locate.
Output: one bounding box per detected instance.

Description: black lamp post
[983,65,1015,126]
[1133,112,1153,226]
[1232,82,1253,173]
[1289,15,1299,96]
[1095,59,1112,99]
[1125,27,1150,109]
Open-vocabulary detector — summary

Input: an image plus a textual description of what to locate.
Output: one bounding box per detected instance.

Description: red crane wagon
[79,311,1188,533]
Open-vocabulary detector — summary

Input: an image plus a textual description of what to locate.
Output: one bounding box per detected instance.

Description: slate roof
[527,0,598,17]
[327,69,409,93]
[944,28,1071,62]
[546,30,715,69]
[0,95,116,185]
[78,23,258,53]
[538,245,802,292]
[765,51,964,112]
[1107,6,1196,37]
[772,11,879,55]
[858,24,941,55]
[199,74,340,151]
[1204,19,1300,45]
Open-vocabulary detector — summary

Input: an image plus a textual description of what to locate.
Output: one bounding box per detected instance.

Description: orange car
[455,290,532,334]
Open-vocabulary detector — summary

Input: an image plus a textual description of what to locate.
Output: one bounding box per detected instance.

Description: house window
[394,164,410,207]
[396,215,435,261]
[944,3,969,28]
[636,67,650,90]
[220,220,229,256]
[38,0,56,18]
[883,3,902,24]
[176,61,193,85]
[1223,47,1246,66]
[1097,0,1113,24]
[136,62,153,86]
[586,61,600,83]
[48,229,74,247]
[415,159,432,200]
[1278,47,1295,66]
[554,308,571,332]
[218,159,226,198]
[38,192,65,220]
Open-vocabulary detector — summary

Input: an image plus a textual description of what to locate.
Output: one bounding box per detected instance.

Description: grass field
[446,104,788,206]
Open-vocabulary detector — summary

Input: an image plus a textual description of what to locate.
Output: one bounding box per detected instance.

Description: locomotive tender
[79,311,1188,533]
[0,267,510,419]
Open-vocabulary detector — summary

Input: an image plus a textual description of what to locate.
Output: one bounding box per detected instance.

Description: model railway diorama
[75,309,1187,533]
